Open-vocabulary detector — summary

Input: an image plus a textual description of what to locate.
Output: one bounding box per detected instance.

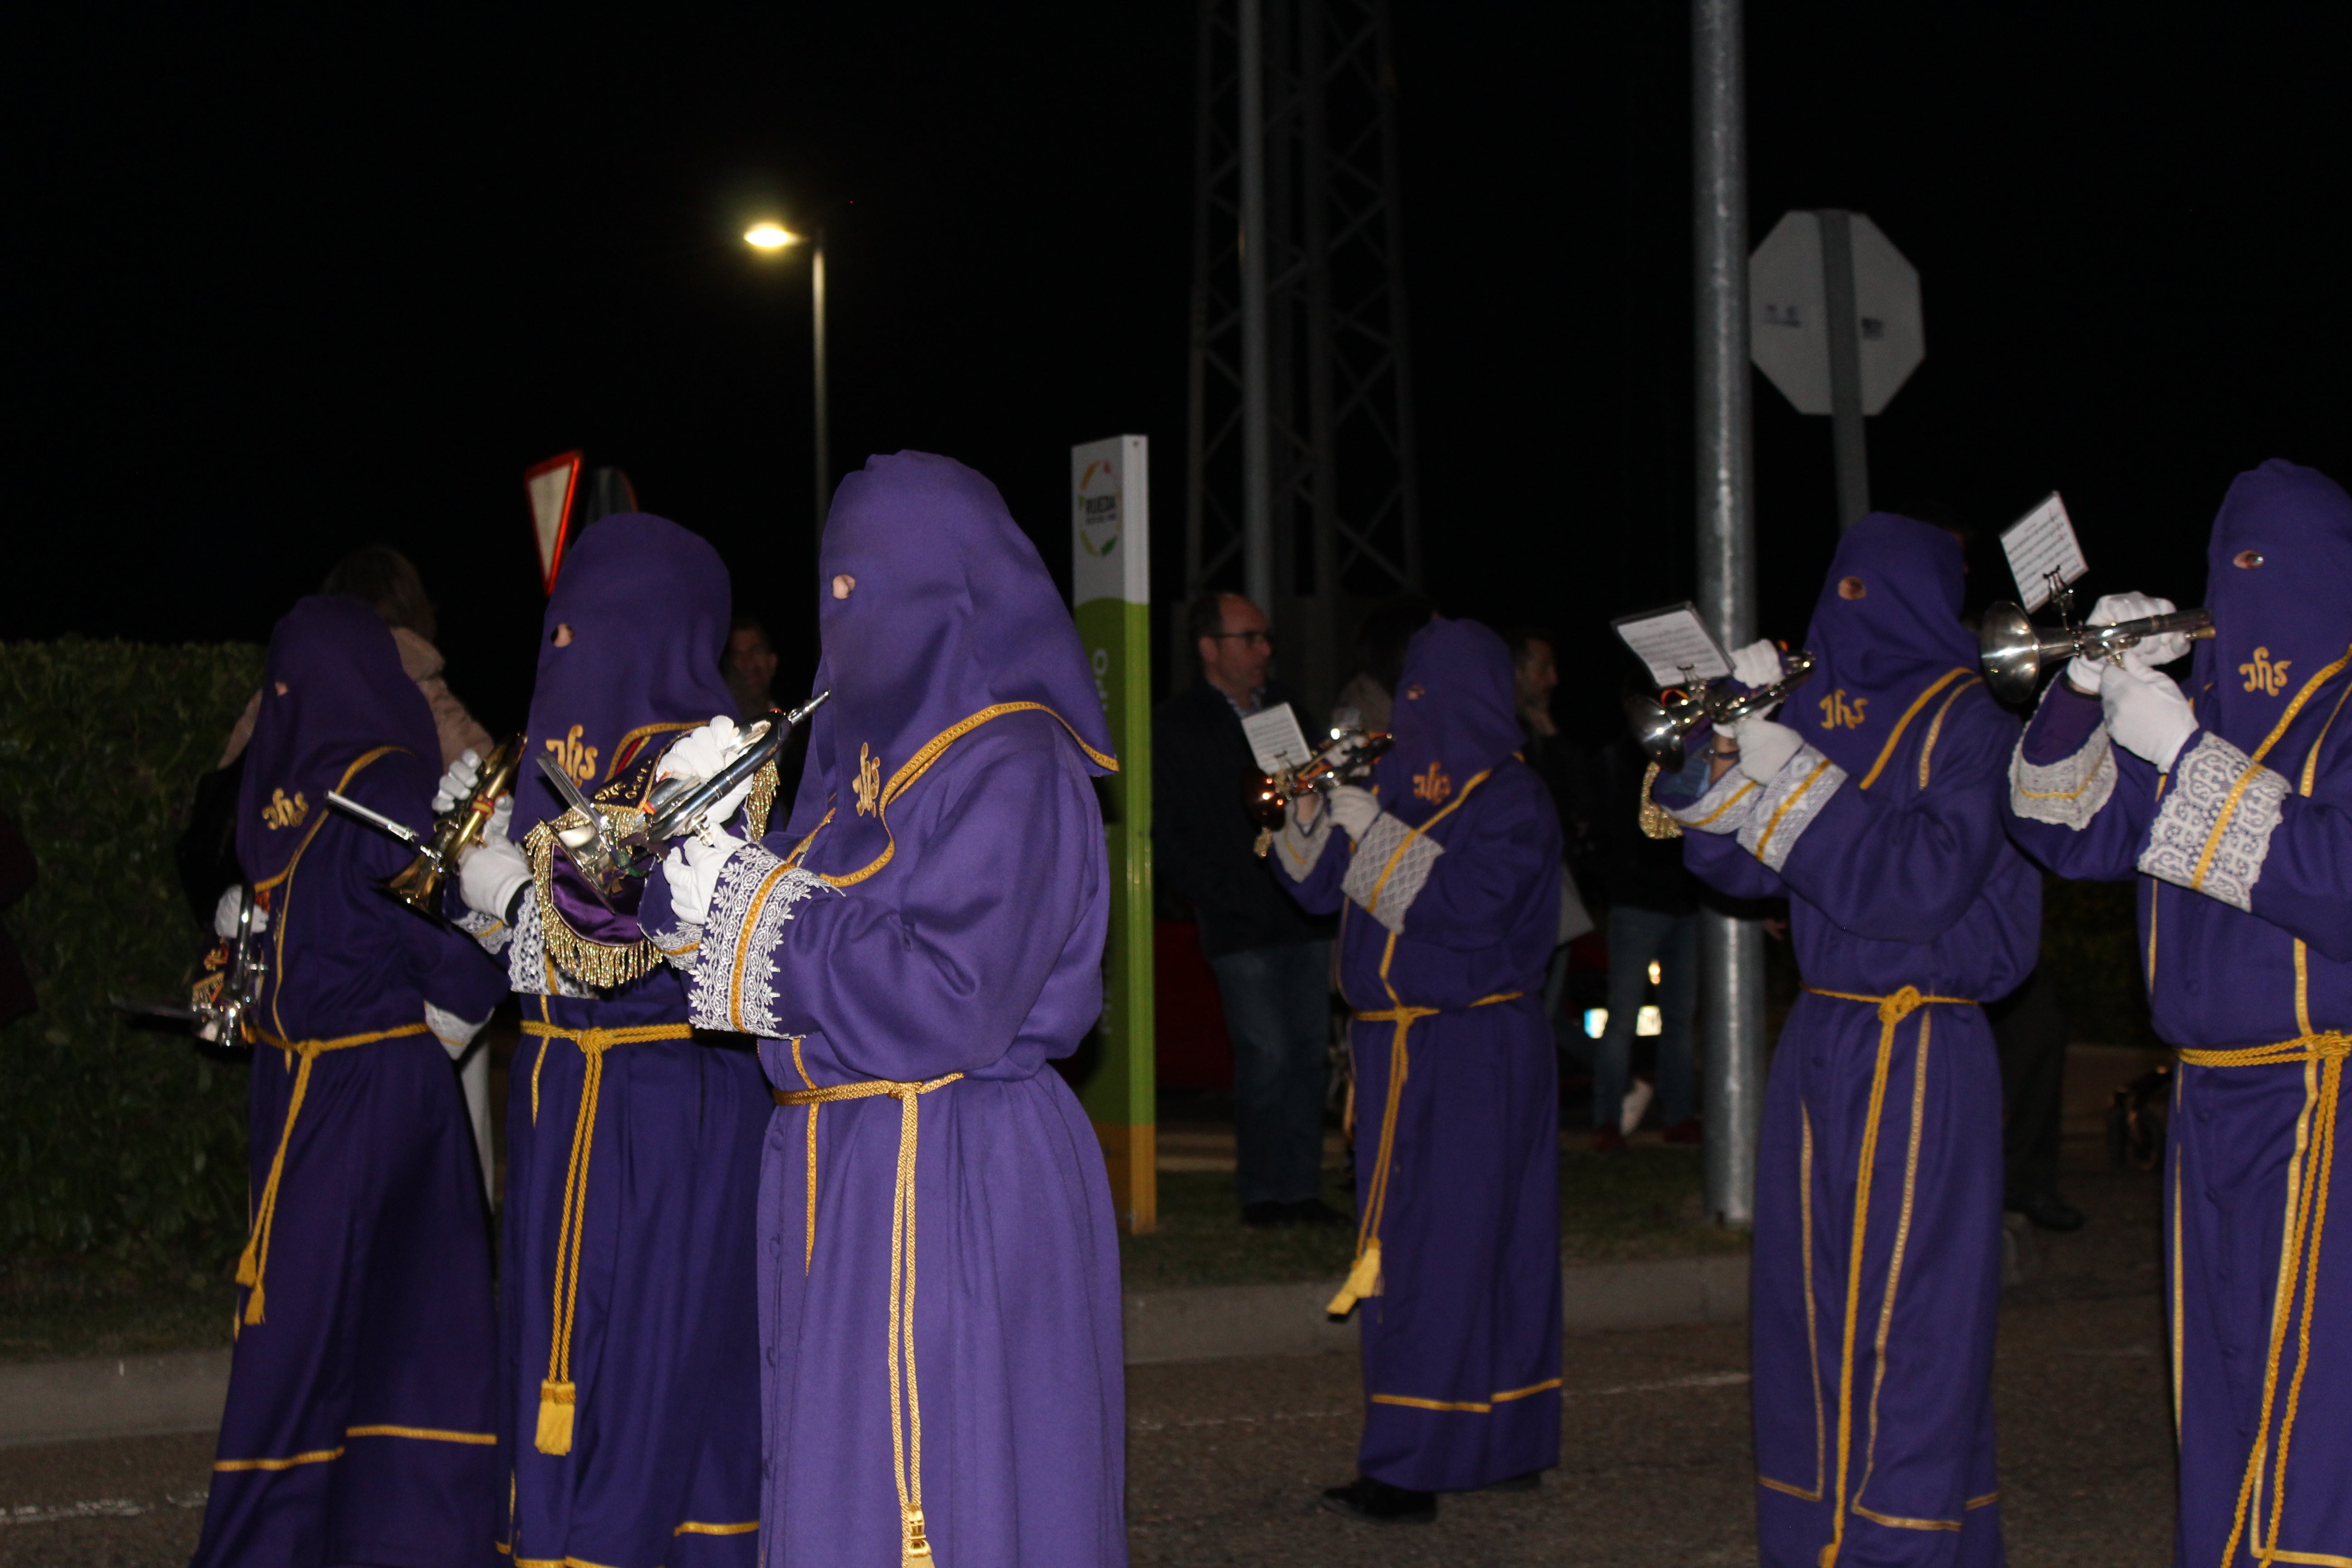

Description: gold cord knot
[1877,986,1926,1027]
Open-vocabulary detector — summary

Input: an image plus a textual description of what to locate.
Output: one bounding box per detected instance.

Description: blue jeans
[1593,907,1698,1132]
[1208,941,1333,1206]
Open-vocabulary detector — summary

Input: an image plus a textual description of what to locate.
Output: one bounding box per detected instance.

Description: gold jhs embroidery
[544,725,600,785]
[1412,761,1451,804]
[1818,689,1869,730]
[853,743,883,816]
[2240,647,2292,697]
[260,788,309,830]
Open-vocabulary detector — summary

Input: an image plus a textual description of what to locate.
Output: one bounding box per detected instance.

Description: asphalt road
[0,1291,2170,1568]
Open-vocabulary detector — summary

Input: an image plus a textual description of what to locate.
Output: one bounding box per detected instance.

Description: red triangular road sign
[524,451,583,594]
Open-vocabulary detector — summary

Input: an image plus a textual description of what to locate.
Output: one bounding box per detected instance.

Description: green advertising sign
[1071,435,1156,1233]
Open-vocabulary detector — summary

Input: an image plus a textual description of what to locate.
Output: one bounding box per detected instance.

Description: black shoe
[2010,1190,2087,1233]
[1284,1198,1352,1228]
[1241,1200,1292,1230]
[1320,1476,1437,1524]
[1480,1470,1543,1493]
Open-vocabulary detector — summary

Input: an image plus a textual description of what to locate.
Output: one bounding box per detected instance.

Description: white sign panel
[1750,210,1925,417]
[1070,436,1149,608]
[1240,703,1313,775]
[2000,492,2090,612]
[1613,603,1733,688]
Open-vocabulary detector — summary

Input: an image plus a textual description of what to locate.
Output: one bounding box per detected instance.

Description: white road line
[1130,1370,1749,1433]
[1,1490,208,1527]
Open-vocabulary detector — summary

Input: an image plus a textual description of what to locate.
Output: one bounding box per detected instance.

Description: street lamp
[744,221,828,559]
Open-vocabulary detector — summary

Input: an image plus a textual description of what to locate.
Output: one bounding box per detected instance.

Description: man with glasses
[1154,592,1346,1227]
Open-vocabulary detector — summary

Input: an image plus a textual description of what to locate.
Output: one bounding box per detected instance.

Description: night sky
[21,5,2349,742]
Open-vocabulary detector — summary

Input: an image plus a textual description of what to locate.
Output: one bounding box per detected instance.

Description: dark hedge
[0,639,261,1265]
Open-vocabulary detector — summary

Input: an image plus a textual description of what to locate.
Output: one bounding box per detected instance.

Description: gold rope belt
[1328,991,1524,1320]
[772,1070,964,1567]
[518,1017,694,1456]
[237,1022,429,1325]
[1798,985,1976,1566]
[2181,1031,2349,1568]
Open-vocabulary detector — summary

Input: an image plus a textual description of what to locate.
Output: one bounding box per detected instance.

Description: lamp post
[745,222,829,561]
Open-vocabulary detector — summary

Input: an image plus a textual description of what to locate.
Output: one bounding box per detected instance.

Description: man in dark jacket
[1155,592,1343,1227]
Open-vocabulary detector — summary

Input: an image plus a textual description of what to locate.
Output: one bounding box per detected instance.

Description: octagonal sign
[1750,210,1923,417]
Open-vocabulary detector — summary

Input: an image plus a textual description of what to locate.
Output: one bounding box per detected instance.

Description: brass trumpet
[1626,649,1817,769]
[1245,729,1392,840]
[115,884,268,1044]
[1978,601,2213,703]
[327,735,524,917]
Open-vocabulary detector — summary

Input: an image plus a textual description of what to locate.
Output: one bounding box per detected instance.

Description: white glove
[457,796,532,921]
[211,886,270,938]
[663,830,746,927]
[431,749,482,814]
[2069,593,2189,691]
[1729,638,1785,691]
[656,716,741,789]
[1324,784,1381,843]
[1729,715,1806,785]
[2100,662,2200,773]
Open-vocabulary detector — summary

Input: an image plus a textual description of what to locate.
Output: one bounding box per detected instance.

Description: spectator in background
[1155,592,1345,1228]
[723,613,779,720]
[1332,593,1436,733]
[1588,701,1703,1152]
[1509,628,1598,1043]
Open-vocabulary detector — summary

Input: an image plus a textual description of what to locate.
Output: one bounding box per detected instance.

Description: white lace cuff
[1341,813,1444,934]
[688,843,834,1035]
[452,906,511,956]
[1665,768,1764,838]
[1272,811,1333,883]
[423,1002,490,1058]
[2009,689,2117,830]
[503,896,593,999]
[1737,745,1845,872]
[2137,732,2287,913]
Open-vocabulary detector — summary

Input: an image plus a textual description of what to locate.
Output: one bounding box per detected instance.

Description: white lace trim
[452,906,511,955]
[1666,767,1764,838]
[504,896,593,999]
[1341,812,1444,934]
[690,844,833,1034]
[2009,687,2117,831]
[1273,811,1332,882]
[1737,744,1846,873]
[423,1001,490,1057]
[2138,732,2287,913]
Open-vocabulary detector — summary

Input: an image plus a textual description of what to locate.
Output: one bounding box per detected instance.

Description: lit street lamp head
[744,223,801,250]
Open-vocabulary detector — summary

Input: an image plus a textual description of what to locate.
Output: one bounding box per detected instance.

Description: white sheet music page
[1612,604,1733,688]
[2001,493,2090,611]
[1240,703,1314,774]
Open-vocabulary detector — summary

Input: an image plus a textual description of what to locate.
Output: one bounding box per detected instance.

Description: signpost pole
[1071,436,1158,1234]
[1237,0,1274,612]
[1817,209,1871,528]
[1693,0,1764,1231]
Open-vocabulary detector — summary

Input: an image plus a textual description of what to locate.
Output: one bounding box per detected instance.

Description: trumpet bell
[1625,693,1688,769]
[1978,602,2049,704]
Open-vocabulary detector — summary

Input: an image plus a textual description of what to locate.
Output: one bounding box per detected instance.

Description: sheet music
[2001,493,2089,612]
[1240,703,1314,774]
[1612,603,1733,688]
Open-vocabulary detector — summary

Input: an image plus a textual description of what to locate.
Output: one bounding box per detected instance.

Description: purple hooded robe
[1268,617,1565,1493]
[2007,461,2352,1567]
[1653,515,2038,1568]
[642,452,1128,1567]
[480,514,768,1568]
[194,595,509,1568]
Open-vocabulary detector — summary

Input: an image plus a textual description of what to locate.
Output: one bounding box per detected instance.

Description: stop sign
[1749,210,1924,417]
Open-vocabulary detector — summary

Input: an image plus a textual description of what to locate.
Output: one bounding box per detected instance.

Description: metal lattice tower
[1183,0,1421,711]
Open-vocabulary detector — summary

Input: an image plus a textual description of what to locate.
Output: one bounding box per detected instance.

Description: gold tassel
[241,1280,265,1324]
[535,1379,576,1455]
[902,1504,934,1566]
[1326,1240,1383,1319]
[235,1239,259,1288]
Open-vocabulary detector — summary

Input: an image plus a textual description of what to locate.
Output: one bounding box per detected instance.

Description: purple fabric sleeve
[547,853,647,943]
[1774,704,2011,945]
[2247,792,2352,961]
[1380,769,1559,950]
[2020,681,2106,764]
